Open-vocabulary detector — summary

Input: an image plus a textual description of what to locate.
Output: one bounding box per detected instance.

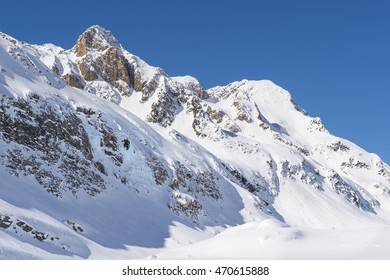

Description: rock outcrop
[0,93,105,197]
[1,26,390,259]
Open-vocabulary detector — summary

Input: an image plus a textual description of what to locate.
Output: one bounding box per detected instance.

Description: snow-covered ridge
[1,26,390,259]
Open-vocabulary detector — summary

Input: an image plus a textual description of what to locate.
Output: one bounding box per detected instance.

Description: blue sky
[2,0,389,163]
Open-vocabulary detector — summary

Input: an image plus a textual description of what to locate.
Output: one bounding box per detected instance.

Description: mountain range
[1,25,390,259]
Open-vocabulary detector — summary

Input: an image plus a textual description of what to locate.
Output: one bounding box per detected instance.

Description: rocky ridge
[1,26,390,258]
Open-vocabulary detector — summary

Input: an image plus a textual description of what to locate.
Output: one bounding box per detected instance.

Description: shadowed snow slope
[1,26,390,259]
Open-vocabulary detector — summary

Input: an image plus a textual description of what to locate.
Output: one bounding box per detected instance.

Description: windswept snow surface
[1,27,390,259]
[153,219,390,260]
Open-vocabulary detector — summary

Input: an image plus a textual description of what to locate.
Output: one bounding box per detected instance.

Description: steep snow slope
[1,26,390,259]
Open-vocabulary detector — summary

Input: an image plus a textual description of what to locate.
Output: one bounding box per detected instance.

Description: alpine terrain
[1,26,390,259]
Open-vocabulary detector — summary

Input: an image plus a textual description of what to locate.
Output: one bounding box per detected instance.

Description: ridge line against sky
[1,0,389,163]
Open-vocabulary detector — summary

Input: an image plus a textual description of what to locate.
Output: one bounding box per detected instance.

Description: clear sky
[1,0,389,163]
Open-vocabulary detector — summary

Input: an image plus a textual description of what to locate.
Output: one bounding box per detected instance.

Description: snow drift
[1,26,390,259]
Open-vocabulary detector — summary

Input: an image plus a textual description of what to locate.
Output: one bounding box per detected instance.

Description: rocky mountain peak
[1,27,390,259]
[73,25,122,56]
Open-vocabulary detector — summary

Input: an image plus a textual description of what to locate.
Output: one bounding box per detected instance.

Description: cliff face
[1,26,390,259]
[0,93,105,197]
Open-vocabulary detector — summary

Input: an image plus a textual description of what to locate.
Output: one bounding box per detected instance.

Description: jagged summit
[73,25,122,56]
[1,27,390,259]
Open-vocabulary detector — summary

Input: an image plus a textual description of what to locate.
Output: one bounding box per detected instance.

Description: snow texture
[1,27,390,259]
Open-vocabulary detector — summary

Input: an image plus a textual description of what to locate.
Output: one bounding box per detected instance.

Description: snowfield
[1,26,390,260]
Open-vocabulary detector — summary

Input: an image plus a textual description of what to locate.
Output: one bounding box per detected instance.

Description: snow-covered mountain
[1,25,390,259]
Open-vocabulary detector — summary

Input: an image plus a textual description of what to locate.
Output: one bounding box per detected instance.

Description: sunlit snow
[1,27,390,260]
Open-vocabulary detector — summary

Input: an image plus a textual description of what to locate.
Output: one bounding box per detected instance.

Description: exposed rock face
[95,47,133,87]
[280,160,323,190]
[341,157,370,170]
[307,117,328,133]
[146,83,180,127]
[66,25,187,111]
[273,133,310,156]
[71,26,135,96]
[327,170,378,212]
[1,213,61,244]
[0,93,105,197]
[65,220,84,233]
[74,30,93,56]
[2,26,390,258]
[168,161,221,221]
[78,61,98,81]
[169,161,221,200]
[145,155,169,186]
[62,72,86,89]
[77,107,124,167]
[328,141,350,152]
[377,161,390,183]
[233,100,253,123]
[169,192,205,220]
[0,215,12,229]
[74,25,120,56]
[37,26,228,135]
[221,161,278,211]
